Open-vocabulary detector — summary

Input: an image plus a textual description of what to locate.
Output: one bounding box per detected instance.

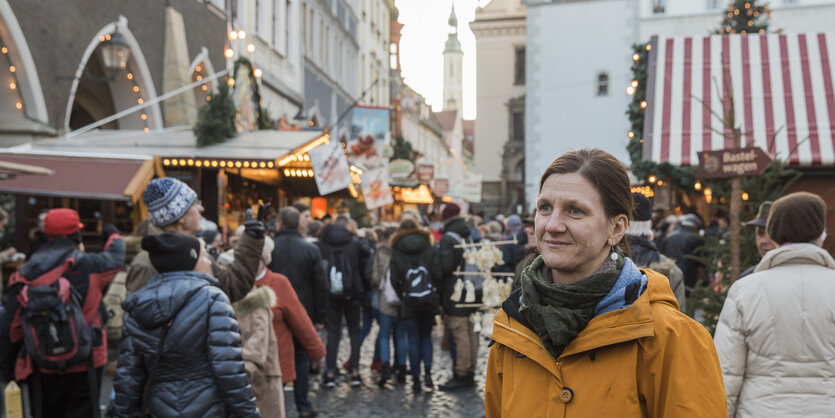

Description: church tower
[443,3,463,112]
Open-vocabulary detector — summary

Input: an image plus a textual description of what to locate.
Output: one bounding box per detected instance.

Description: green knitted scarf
[518,254,624,359]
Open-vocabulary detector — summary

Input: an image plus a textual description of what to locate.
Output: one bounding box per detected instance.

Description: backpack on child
[326,248,354,299]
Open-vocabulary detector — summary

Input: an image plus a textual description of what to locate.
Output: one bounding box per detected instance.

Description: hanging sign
[388,159,415,179]
[696,147,772,179]
[308,139,352,195]
[348,106,390,168]
[460,172,483,203]
[433,178,449,196]
[417,163,435,183]
[361,167,394,210]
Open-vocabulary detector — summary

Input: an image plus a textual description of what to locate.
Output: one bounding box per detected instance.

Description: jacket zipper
[559,359,566,418]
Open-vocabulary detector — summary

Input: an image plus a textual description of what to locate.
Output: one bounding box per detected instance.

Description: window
[208,0,225,10]
[255,0,263,36]
[706,0,721,9]
[285,1,291,55]
[514,47,525,85]
[653,0,665,13]
[596,72,609,96]
[236,0,247,27]
[273,0,280,47]
[302,4,306,48]
[512,111,525,142]
[449,62,453,78]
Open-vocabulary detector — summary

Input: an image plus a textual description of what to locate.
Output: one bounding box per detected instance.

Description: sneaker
[439,374,475,391]
[350,374,362,387]
[299,408,319,418]
[323,374,336,388]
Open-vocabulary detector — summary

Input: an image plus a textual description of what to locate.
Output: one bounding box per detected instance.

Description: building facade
[357,0,392,108]
[524,0,835,208]
[300,0,359,138]
[470,0,526,216]
[233,0,304,122]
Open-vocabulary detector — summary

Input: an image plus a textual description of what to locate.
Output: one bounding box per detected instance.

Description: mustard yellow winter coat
[485,269,726,418]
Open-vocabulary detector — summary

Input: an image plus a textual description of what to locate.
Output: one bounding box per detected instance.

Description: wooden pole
[729,125,742,281]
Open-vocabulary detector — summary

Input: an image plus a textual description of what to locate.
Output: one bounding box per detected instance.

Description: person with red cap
[0,208,125,418]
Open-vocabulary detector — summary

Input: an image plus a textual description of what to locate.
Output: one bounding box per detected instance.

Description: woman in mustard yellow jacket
[485,148,726,417]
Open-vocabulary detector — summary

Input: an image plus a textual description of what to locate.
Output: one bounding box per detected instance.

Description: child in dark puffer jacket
[113,231,260,417]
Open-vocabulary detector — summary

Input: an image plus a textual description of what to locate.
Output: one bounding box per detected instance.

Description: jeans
[325,297,362,373]
[378,313,406,366]
[402,314,434,376]
[293,338,312,412]
[360,291,381,361]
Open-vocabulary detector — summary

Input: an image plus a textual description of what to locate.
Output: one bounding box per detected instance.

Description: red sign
[433,178,449,195]
[696,147,772,179]
[417,164,434,183]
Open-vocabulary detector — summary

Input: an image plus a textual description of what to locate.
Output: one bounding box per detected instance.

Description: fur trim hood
[232,285,276,318]
[390,227,433,254]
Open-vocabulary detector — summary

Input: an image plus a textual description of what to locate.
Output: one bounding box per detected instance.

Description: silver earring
[610,247,618,261]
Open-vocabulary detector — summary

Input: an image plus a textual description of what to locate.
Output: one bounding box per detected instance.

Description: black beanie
[142,231,202,273]
[767,192,827,245]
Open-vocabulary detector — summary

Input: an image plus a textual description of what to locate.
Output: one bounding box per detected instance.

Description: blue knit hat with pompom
[143,178,197,227]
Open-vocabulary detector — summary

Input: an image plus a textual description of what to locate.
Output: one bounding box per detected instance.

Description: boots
[439,373,475,391]
[378,363,391,387]
[424,371,434,390]
[395,365,407,384]
[412,374,422,393]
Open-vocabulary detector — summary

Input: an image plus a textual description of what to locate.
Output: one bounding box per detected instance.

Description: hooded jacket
[627,234,686,312]
[0,234,124,381]
[371,242,398,317]
[269,229,328,325]
[438,216,475,316]
[255,270,325,384]
[317,224,371,300]
[389,227,441,318]
[126,230,263,304]
[114,271,259,418]
[233,286,283,418]
[714,243,835,418]
[485,264,726,418]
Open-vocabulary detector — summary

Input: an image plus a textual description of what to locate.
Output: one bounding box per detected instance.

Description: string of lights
[0,35,25,114]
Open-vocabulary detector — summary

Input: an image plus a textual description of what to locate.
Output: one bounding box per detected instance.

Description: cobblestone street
[284,318,489,418]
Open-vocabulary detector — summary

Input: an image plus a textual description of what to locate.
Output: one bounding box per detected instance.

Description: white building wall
[525,0,633,204]
[357,0,391,106]
[471,1,525,183]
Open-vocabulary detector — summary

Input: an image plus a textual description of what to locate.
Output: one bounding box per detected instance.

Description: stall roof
[643,32,835,167]
[6,126,326,160]
[0,154,153,201]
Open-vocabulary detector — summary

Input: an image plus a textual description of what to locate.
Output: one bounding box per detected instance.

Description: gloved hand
[102,224,121,240]
[243,219,265,239]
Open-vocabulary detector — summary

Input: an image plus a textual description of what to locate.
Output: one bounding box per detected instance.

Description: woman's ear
[608,214,629,246]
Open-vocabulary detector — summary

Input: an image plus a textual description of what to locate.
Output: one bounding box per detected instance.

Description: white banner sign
[360,167,394,210]
[460,172,483,203]
[308,139,352,195]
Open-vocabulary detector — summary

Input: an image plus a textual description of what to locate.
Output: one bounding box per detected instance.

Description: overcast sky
[395,0,482,120]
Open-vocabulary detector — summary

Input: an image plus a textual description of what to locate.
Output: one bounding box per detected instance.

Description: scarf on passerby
[518,252,624,359]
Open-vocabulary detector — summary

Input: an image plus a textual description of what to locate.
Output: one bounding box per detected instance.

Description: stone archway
[64,17,162,132]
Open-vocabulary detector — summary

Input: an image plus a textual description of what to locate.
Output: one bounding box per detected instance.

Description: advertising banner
[360,166,394,210]
[308,139,352,195]
[348,106,390,168]
[417,163,435,183]
[433,178,449,196]
[460,172,483,203]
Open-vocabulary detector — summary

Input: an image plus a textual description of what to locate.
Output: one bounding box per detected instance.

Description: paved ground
[284,318,489,418]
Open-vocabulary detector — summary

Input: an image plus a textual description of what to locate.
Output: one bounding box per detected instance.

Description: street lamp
[99,29,130,78]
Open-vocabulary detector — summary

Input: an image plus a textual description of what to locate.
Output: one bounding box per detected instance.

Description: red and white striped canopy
[643,33,835,167]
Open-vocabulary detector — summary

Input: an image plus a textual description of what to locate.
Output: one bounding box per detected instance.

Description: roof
[8,126,325,161]
[643,32,835,167]
[434,110,458,132]
[0,154,153,201]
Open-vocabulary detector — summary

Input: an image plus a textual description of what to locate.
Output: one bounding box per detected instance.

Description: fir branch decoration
[233,57,277,130]
[194,82,236,148]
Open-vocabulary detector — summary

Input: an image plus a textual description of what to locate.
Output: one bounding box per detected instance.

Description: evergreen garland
[715,1,771,35]
[392,135,416,161]
[233,57,277,130]
[194,82,236,148]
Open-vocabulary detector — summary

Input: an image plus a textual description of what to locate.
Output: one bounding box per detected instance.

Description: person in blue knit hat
[124,177,265,303]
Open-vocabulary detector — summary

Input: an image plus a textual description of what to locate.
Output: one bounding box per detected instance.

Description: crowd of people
[0,147,832,418]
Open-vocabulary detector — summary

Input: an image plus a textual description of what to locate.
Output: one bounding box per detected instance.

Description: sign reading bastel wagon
[696,147,772,179]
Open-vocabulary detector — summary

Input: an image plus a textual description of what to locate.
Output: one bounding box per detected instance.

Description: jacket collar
[754,243,835,272]
[493,269,674,371]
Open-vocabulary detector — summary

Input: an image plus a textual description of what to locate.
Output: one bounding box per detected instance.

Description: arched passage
[0,0,48,126]
[64,17,162,132]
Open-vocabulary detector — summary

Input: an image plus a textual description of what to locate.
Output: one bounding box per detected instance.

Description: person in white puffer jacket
[715,192,835,418]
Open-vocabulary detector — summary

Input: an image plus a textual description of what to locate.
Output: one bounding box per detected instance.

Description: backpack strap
[142,319,173,416]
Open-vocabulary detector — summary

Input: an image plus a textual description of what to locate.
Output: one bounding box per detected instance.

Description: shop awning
[643,32,835,167]
[0,154,154,201]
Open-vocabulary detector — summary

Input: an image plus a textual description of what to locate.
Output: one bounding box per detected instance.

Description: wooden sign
[696,147,772,179]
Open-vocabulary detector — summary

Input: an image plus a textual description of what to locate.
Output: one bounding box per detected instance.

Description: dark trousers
[359,291,381,362]
[293,338,312,412]
[325,297,361,373]
[402,315,434,376]
[30,367,103,418]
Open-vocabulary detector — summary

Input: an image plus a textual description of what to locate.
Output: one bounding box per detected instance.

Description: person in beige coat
[233,241,284,418]
[715,192,835,418]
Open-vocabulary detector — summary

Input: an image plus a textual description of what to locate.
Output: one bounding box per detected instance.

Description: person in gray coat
[114,232,260,417]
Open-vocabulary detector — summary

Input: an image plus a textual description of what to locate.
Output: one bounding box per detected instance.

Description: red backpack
[15,264,93,372]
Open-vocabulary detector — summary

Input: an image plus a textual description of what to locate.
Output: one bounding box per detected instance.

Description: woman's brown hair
[539,148,633,256]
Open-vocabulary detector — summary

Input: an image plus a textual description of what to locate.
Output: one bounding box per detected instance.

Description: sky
[395,0,482,120]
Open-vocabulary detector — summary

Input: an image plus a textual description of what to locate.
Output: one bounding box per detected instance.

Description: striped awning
[643,33,835,167]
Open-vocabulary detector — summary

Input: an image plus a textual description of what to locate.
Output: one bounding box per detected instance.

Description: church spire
[445,2,462,53]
